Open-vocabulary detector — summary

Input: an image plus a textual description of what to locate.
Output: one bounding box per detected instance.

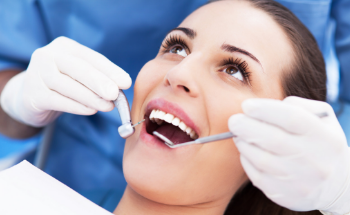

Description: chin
[123,136,212,205]
[123,155,188,205]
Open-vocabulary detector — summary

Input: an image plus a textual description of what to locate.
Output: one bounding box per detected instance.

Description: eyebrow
[221,43,261,65]
[167,27,262,67]
[167,27,197,39]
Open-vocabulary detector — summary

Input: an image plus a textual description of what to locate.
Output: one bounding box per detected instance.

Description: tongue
[155,123,192,144]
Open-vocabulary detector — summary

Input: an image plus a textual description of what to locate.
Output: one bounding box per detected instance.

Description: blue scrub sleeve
[0,132,42,170]
[0,0,49,71]
[332,0,350,102]
[0,0,48,162]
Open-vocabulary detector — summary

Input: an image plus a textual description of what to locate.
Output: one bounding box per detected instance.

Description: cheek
[205,87,250,135]
[131,59,168,124]
[134,60,165,101]
[253,69,286,99]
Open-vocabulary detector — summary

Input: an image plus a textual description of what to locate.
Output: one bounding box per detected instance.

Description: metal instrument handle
[114,90,132,125]
[195,132,236,144]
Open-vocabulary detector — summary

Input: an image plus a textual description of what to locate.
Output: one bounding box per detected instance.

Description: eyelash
[161,35,189,54]
[221,57,251,84]
[161,35,251,84]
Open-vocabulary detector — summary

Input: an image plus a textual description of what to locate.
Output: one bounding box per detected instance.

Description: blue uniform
[0,0,350,199]
[0,0,207,191]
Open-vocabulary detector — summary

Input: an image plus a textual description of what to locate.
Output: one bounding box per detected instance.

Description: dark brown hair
[209,0,327,102]
[226,182,321,215]
[207,0,326,214]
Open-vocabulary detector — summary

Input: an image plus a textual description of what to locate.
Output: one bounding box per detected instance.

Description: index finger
[241,98,323,134]
[50,37,132,89]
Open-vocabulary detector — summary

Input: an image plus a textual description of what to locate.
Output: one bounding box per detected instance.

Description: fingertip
[104,82,120,100]
[99,101,115,112]
[233,139,246,148]
[82,107,98,115]
[228,113,245,128]
[110,66,132,89]
[116,74,132,90]
[242,99,260,114]
[283,96,304,104]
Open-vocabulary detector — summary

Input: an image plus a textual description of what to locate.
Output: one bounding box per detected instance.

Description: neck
[114,186,229,215]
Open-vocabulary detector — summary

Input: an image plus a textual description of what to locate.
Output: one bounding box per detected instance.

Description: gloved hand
[0,36,132,127]
[228,96,350,215]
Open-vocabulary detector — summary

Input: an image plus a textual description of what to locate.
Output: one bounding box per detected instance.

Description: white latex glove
[228,96,350,215]
[0,36,132,127]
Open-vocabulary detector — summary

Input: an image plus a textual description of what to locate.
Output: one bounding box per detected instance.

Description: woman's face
[123,0,293,207]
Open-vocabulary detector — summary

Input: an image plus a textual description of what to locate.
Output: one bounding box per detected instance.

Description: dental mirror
[153,131,235,148]
[153,111,328,149]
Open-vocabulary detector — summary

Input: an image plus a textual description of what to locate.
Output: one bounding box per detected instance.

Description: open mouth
[145,109,199,145]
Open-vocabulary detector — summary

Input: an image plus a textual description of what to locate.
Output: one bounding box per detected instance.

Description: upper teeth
[149,109,198,139]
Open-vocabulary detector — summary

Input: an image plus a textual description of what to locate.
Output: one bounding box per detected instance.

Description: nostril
[183,86,190,92]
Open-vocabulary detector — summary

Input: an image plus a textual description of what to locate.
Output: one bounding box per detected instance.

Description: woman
[112,0,325,214]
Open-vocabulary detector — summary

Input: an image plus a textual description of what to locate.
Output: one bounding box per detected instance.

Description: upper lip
[144,98,200,137]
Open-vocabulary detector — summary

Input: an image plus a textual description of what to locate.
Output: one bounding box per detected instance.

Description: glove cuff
[0,71,27,124]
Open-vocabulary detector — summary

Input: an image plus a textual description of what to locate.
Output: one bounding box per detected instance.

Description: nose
[164,54,202,97]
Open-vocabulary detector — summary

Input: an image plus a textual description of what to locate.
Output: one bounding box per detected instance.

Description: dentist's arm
[228,96,350,215]
[0,36,132,128]
[0,69,42,139]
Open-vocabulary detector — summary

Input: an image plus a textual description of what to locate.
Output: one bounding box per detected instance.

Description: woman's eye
[169,46,187,57]
[223,66,243,81]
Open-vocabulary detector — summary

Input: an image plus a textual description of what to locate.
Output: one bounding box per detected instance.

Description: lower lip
[140,122,173,150]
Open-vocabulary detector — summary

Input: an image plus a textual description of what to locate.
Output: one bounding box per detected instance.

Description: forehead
[179,0,294,76]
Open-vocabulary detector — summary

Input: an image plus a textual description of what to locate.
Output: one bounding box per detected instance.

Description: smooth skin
[115,1,293,214]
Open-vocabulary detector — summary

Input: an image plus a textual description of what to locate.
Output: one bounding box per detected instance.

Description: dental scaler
[114,90,144,138]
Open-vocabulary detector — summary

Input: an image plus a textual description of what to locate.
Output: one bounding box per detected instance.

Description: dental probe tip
[132,119,145,127]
